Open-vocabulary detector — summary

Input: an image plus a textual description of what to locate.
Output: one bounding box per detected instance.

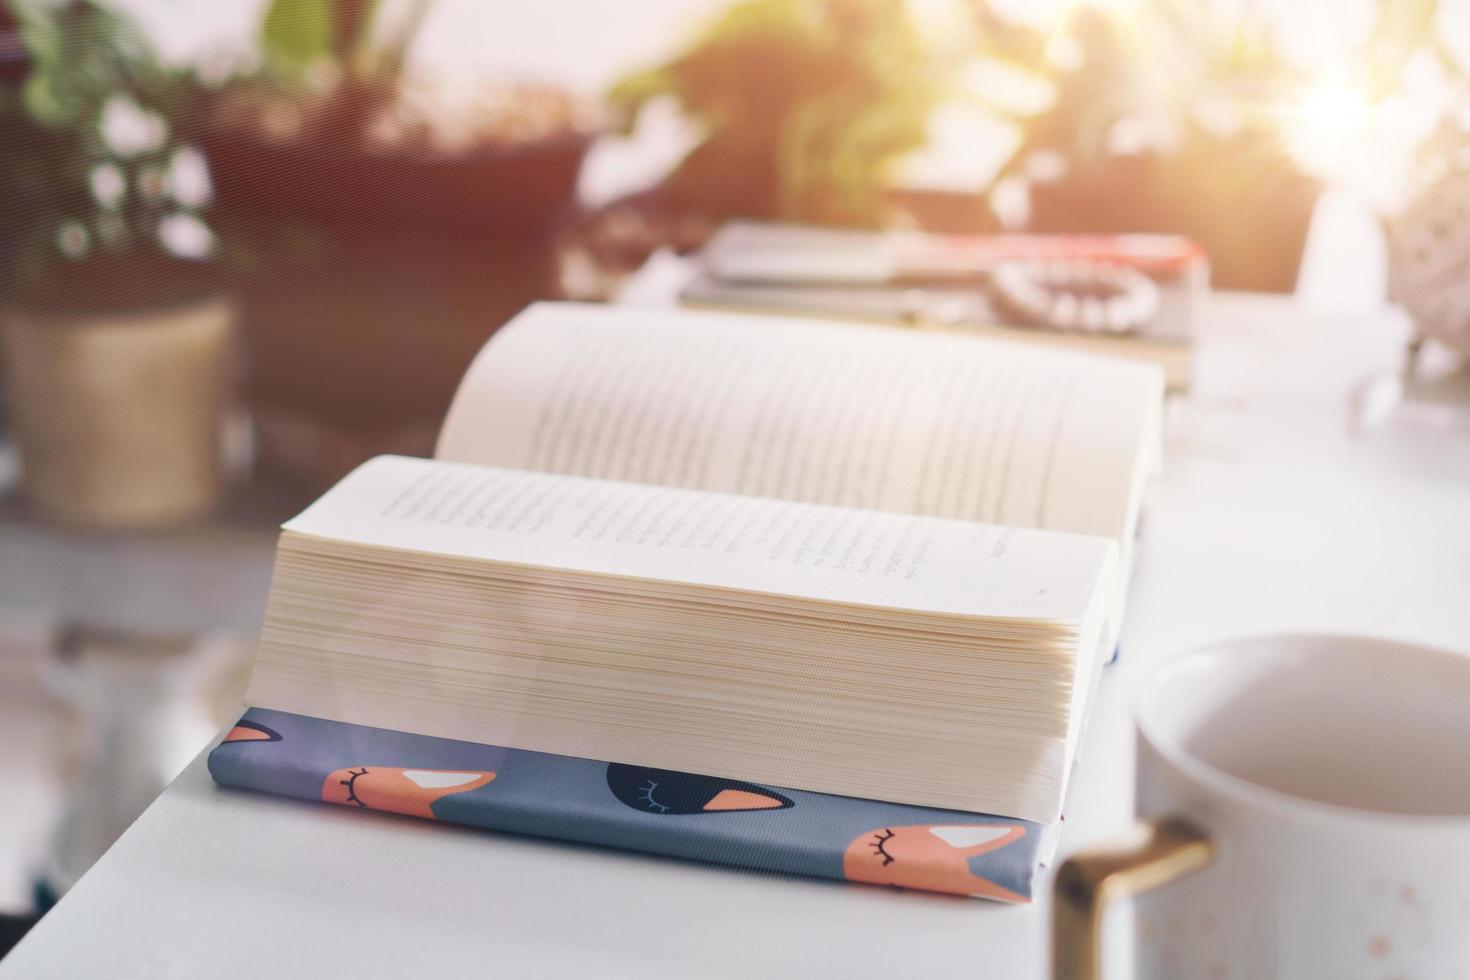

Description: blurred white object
[1349,341,1470,433]
[39,627,249,898]
[1295,187,1388,313]
[989,260,1159,335]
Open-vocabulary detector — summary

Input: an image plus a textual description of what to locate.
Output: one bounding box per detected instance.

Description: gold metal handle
[1052,816,1214,980]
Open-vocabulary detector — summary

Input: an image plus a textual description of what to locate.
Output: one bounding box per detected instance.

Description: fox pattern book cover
[210,709,1050,902]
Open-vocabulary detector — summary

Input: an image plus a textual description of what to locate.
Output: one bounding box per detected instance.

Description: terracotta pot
[202,126,594,236]
[1029,149,1320,293]
[195,124,588,487]
[0,292,236,527]
[233,224,557,425]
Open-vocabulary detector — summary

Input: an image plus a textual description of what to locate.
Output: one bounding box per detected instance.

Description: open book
[243,303,1164,824]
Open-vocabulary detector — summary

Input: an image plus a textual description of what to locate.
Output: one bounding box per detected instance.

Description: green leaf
[261,0,335,78]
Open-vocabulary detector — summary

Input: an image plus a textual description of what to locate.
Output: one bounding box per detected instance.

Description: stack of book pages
[253,452,1116,821]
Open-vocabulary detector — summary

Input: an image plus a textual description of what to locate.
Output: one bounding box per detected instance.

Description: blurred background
[2,0,1470,955]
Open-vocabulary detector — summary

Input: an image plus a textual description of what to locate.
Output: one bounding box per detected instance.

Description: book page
[437,303,1162,543]
[285,455,1115,623]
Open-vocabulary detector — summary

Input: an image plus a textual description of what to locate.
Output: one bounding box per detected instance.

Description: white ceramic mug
[1053,634,1470,980]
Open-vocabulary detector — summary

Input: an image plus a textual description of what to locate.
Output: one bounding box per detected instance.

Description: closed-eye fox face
[321,767,496,819]
[605,764,793,815]
[223,721,496,820]
[843,824,1027,900]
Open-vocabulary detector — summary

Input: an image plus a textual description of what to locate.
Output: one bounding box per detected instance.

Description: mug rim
[1135,632,1470,830]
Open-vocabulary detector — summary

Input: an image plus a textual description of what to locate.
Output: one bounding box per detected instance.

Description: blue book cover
[209,708,1054,902]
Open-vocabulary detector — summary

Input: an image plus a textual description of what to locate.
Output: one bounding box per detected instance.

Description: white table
[5,294,1469,979]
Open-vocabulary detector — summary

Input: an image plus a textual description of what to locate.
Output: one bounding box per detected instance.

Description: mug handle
[1051,816,1215,980]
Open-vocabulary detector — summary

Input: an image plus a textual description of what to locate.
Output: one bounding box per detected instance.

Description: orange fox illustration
[843,823,1028,901]
[321,767,496,820]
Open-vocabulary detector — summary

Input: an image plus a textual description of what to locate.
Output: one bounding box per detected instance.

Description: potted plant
[191,0,599,491]
[607,0,940,229]
[0,1,233,527]
[973,0,1462,292]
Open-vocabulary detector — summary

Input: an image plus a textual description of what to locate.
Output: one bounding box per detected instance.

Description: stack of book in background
[212,298,1165,903]
[680,222,1207,391]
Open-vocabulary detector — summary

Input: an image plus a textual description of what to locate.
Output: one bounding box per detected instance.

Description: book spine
[209,709,1042,903]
